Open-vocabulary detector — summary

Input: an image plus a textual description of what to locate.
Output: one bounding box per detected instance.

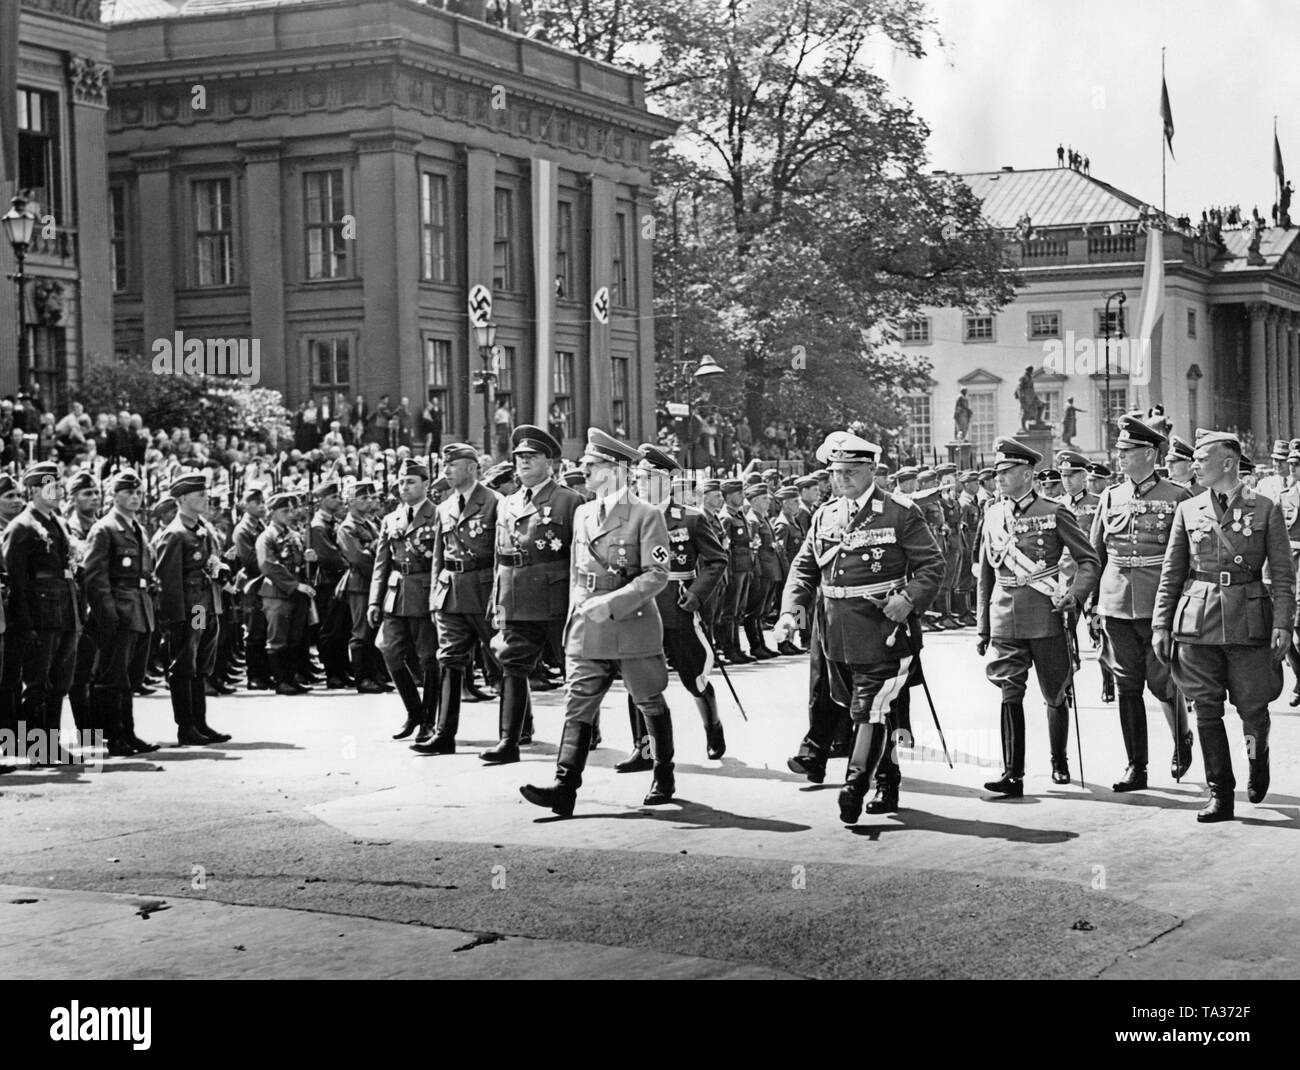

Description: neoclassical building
[900,165,1300,462]
[104,0,675,450]
[0,0,113,407]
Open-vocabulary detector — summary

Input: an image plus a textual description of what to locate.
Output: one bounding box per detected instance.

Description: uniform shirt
[1,504,81,632]
[233,513,265,582]
[83,508,156,633]
[746,504,783,580]
[1153,480,1295,645]
[153,512,222,626]
[256,519,307,599]
[431,481,501,616]
[309,507,346,579]
[369,497,438,618]
[720,503,753,572]
[1089,472,1189,619]
[491,477,583,622]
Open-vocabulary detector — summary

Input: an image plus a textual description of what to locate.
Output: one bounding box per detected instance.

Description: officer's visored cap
[561,469,586,487]
[916,468,937,484]
[580,427,641,466]
[933,462,957,477]
[815,431,880,468]
[1239,454,1256,473]
[1087,462,1112,478]
[1037,468,1062,483]
[774,486,798,501]
[794,475,818,489]
[977,468,995,481]
[1166,434,1194,462]
[698,478,722,493]
[744,483,769,500]
[67,470,98,495]
[483,462,516,490]
[720,479,744,496]
[169,471,207,498]
[108,469,142,495]
[812,469,830,480]
[894,466,919,482]
[959,469,979,483]
[637,443,680,472]
[992,436,1042,472]
[761,467,780,479]
[1115,415,1166,450]
[1055,450,1090,472]
[267,491,296,512]
[512,424,561,460]
[1272,438,1290,460]
[22,460,59,488]
[0,474,17,496]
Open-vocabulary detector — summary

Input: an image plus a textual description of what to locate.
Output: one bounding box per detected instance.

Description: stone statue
[1014,365,1045,430]
[1061,396,1084,446]
[1248,209,1266,265]
[953,388,972,440]
[1281,181,1294,229]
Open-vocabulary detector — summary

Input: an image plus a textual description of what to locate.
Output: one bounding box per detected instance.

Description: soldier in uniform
[308,481,351,688]
[1165,437,1197,491]
[742,483,780,659]
[153,472,229,746]
[416,443,501,755]
[615,444,729,766]
[367,458,440,743]
[64,470,100,740]
[256,492,316,697]
[1037,468,1064,500]
[1057,449,1112,703]
[0,474,20,771]
[481,426,582,765]
[2,462,83,766]
[232,488,271,690]
[976,438,1099,795]
[336,479,387,693]
[772,485,807,654]
[520,428,674,816]
[717,479,754,663]
[1153,429,1294,822]
[84,469,158,757]
[935,463,964,626]
[561,468,593,502]
[776,432,944,823]
[1281,442,1300,706]
[1089,416,1193,791]
[696,478,729,645]
[911,473,948,629]
[1086,462,1112,497]
[1256,440,1291,501]
[953,470,981,625]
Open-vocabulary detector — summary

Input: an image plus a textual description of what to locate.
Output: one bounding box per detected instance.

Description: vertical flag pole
[1161,47,1167,220]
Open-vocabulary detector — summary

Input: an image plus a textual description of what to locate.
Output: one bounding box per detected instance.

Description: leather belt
[1109,554,1165,568]
[668,570,696,581]
[111,579,150,589]
[576,570,626,592]
[498,552,528,567]
[32,569,74,580]
[1192,569,1261,587]
[397,562,433,575]
[994,563,1060,588]
[442,559,487,573]
[822,579,904,599]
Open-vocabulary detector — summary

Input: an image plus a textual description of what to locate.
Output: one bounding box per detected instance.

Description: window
[964,315,994,342]
[1188,381,1199,428]
[1028,311,1061,339]
[556,200,574,300]
[18,88,60,218]
[194,178,234,287]
[308,336,350,391]
[1187,307,1197,339]
[109,184,129,293]
[904,394,932,455]
[1038,389,1062,425]
[1095,307,1127,337]
[553,350,576,438]
[1098,385,1129,449]
[611,356,630,432]
[902,318,931,344]
[967,391,997,452]
[31,325,66,413]
[493,188,514,291]
[420,173,450,282]
[495,345,517,411]
[611,211,630,306]
[304,169,348,279]
[425,337,451,414]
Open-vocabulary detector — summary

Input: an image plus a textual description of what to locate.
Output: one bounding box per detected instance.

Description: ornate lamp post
[2,196,38,397]
[676,354,724,470]
[472,320,498,457]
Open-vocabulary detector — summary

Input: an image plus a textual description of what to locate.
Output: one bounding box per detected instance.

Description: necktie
[458,494,466,514]
[1215,492,1228,513]
[598,501,607,526]
[523,488,532,506]
[406,505,414,525]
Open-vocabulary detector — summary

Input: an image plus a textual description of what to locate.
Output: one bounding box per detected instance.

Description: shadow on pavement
[848,808,1078,843]
[206,742,301,752]
[534,799,810,833]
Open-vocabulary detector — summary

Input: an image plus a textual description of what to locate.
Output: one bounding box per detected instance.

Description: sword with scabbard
[873,591,953,769]
[681,584,748,721]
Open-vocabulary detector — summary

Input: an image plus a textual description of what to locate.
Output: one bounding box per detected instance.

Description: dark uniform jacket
[432,482,501,616]
[369,497,438,617]
[1,505,82,632]
[492,477,582,622]
[233,513,265,592]
[84,509,156,633]
[336,512,378,596]
[256,521,307,600]
[747,504,784,581]
[977,491,1099,640]
[781,483,944,664]
[153,513,222,626]
[772,508,805,568]
[1153,481,1295,645]
[309,508,346,585]
[720,504,754,574]
[1089,474,1189,619]
[656,500,727,631]
[564,490,670,659]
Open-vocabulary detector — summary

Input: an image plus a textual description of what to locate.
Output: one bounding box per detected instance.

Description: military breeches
[1099,617,1175,701]
[1172,642,1281,738]
[491,618,563,679]
[376,613,438,677]
[986,636,1071,705]
[563,655,669,726]
[663,616,714,697]
[841,657,914,726]
[435,609,498,672]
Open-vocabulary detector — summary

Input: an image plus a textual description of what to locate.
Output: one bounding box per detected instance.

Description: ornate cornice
[236,139,284,165]
[350,128,423,155]
[68,55,112,107]
[129,149,172,173]
[22,0,101,23]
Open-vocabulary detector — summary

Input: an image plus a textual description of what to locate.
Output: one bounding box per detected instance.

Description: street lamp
[2,196,37,398]
[677,354,725,471]
[473,320,498,458]
[1102,290,1126,456]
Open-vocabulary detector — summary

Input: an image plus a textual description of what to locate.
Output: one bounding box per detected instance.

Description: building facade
[0,0,113,409]
[105,0,675,452]
[899,166,1300,463]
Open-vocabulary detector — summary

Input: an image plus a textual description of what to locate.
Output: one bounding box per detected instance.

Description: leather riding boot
[642,701,676,805]
[866,707,903,814]
[1112,693,1148,792]
[1246,720,1270,804]
[985,701,1025,796]
[1100,663,1115,704]
[412,666,460,754]
[271,651,308,696]
[838,722,888,824]
[191,678,231,743]
[353,645,384,693]
[171,678,208,746]
[614,694,653,772]
[1047,703,1070,784]
[413,663,442,745]
[520,719,593,817]
[100,687,133,758]
[390,666,423,738]
[1163,696,1193,780]
[68,683,91,733]
[481,675,528,764]
[1195,707,1236,822]
[120,690,158,754]
[694,683,726,760]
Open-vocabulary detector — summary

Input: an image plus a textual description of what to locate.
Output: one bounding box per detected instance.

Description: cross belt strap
[822,579,905,600]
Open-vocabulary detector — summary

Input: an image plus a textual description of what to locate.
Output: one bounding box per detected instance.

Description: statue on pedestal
[1061,396,1084,446]
[953,387,972,441]
[1014,365,1047,430]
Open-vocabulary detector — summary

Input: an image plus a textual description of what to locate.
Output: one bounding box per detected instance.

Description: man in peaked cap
[1281,442,1300,706]
[1086,462,1112,496]
[520,428,674,816]
[716,477,756,662]
[976,437,1099,796]
[1091,414,1193,793]
[309,479,351,688]
[64,470,101,740]
[1057,448,1109,701]
[83,469,158,757]
[695,476,731,642]
[257,490,315,698]
[232,486,272,690]
[368,455,442,744]
[1153,429,1294,822]
[1,462,83,766]
[483,461,518,495]
[1165,435,1197,492]
[1257,440,1292,501]
[335,478,388,694]
[742,482,782,659]
[771,485,807,652]
[776,431,945,823]
[480,425,583,765]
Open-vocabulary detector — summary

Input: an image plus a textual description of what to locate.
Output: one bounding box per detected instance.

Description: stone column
[132,150,174,352]
[237,140,286,395]
[68,55,113,368]
[1249,303,1269,447]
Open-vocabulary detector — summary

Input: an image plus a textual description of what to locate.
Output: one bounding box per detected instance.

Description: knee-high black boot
[1195,704,1235,822]
[68,682,92,734]
[97,686,131,757]
[413,666,459,754]
[412,664,441,745]
[171,678,207,746]
[390,664,423,739]
[985,701,1025,795]
[1112,693,1148,791]
[481,675,529,764]
[120,689,157,754]
[191,677,231,743]
[615,692,652,772]
[642,701,676,805]
[694,683,725,760]
[520,719,593,817]
[838,721,888,824]
[1047,703,1070,784]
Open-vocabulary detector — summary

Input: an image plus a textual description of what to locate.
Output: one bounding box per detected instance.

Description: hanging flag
[1275,129,1286,187]
[0,0,19,183]
[1161,77,1175,160]
[1134,225,1165,408]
